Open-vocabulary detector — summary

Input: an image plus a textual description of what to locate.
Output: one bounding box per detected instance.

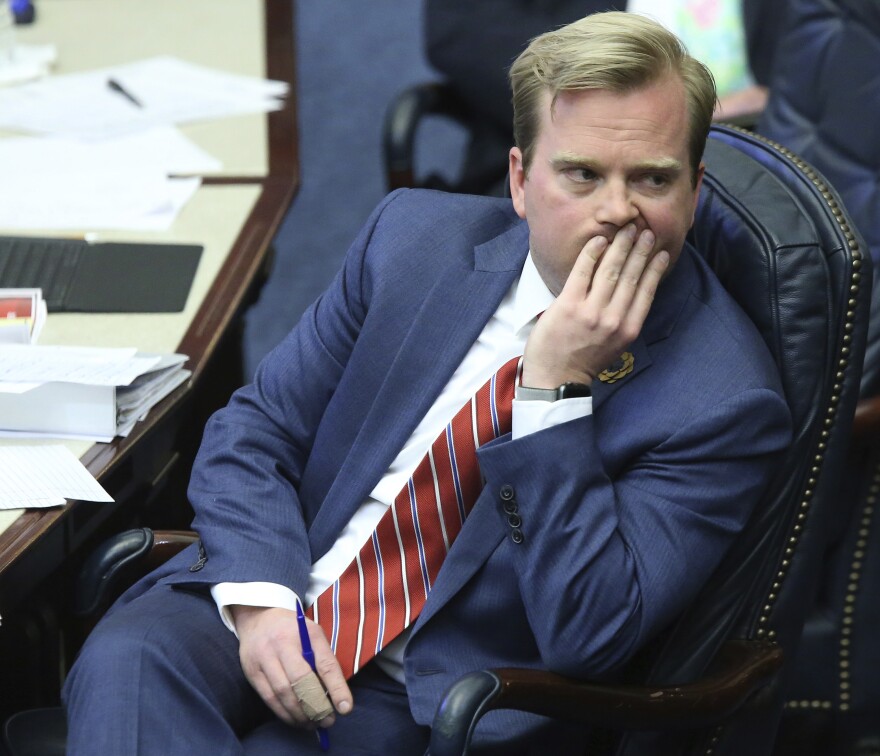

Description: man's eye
[566,168,596,183]
[643,174,670,188]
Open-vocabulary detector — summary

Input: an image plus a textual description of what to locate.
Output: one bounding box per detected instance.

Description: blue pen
[295,599,331,752]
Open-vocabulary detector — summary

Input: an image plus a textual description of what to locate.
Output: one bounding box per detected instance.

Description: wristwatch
[515,382,592,402]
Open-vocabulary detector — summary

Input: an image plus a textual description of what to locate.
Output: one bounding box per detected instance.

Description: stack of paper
[0,54,287,230]
[0,345,190,441]
[0,288,45,343]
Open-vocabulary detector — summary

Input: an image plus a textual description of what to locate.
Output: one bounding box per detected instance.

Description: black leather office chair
[426,125,871,755]
[2,530,198,756]
[383,82,488,195]
[4,125,870,756]
[754,1,880,752]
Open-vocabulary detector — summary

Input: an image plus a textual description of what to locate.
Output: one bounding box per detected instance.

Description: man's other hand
[522,223,669,388]
[231,605,353,728]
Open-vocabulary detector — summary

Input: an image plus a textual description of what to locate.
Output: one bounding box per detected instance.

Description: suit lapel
[313,222,529,545]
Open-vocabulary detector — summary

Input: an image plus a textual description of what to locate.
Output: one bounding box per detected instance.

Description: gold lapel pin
[598,352,634,384]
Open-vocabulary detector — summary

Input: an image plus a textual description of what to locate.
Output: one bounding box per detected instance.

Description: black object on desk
[0,236,203,312]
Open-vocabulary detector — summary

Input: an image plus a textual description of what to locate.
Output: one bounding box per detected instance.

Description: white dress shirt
[212,252,593,683]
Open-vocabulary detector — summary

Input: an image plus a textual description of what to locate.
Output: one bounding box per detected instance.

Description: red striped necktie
[307,355,520,679]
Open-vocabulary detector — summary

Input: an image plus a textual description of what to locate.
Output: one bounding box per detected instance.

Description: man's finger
[608,228,656,308]
[560,234,608,299]
[308,621,354,718]
[251,665,308,726]
[622,249,670,334]
[585,223,638,303]
[292,670,334,721]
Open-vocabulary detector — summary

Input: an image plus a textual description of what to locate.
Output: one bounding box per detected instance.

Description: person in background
[426,0,789,194]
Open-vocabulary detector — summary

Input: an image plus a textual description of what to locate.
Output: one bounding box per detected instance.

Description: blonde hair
[509,11,717,184]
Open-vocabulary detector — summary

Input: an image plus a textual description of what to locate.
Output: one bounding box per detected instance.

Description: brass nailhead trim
[703,726,723,755]
[720,126,862,648]
[712,126,863,748]
[784,700,833,710]
[834,461,880,709]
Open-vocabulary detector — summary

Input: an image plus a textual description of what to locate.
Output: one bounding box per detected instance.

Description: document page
[0,444,114,509]
[0,345,157,385]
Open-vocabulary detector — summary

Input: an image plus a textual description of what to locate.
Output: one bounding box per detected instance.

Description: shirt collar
[511,251,555,336]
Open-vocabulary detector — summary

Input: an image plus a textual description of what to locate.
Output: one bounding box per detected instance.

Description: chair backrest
[612,125,871,755]
[758,0,880,395]
[754,3,880,746]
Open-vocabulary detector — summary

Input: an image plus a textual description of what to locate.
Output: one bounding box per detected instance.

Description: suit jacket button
[503,500,518,514]
[511,528,524,544]
[507,514,522,528]
[499,484,515,501]
[189,541,207,572]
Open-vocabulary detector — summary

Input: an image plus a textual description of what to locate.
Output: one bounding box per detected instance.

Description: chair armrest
[851,395,880,443]
[428,639,782,756]
[143,529,200,571]
[74,528,198,617]
[382,82,472,191]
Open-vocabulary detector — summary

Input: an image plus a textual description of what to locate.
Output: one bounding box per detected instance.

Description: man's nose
[595,180,638,228]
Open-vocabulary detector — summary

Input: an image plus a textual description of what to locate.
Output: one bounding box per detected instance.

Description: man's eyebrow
[549,152,683,172]
[550,152,600,169]
[633,157,683,172]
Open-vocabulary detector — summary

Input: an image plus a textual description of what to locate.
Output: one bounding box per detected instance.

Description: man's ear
[509,147,527,219]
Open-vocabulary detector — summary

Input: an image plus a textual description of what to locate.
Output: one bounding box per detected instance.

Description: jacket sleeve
[176,191,407,596]
[476,385,792,678]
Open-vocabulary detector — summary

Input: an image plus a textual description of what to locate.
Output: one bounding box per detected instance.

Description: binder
[0,352,190,441]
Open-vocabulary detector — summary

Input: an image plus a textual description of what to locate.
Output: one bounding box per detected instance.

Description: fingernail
[338,700,352,714]
[641,230,654,247]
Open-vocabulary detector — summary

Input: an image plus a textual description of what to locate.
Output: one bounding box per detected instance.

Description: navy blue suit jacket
[154,189,791,744]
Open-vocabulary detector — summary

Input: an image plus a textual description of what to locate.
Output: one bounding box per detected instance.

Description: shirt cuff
[512,396,593,439]
[210,582,301,637]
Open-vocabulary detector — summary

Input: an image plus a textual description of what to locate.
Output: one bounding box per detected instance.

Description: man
[64,12,791,754]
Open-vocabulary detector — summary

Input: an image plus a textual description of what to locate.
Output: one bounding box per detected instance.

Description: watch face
[560,383,591,399]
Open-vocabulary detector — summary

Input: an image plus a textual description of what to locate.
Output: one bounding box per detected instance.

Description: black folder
[0,236,203,313]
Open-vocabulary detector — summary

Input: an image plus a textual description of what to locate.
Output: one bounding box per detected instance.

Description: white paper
[0,130,206,230]
[0,55,287,140]
[0,128,221,178]
[0,43,57,87]
[116,367,190,437]
[0,344,157,386]
[0,444,113,509]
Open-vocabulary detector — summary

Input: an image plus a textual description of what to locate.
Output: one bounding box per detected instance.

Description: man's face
[509,76,704,297]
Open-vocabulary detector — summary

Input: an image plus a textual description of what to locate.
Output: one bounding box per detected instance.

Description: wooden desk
[0,0,297,713]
